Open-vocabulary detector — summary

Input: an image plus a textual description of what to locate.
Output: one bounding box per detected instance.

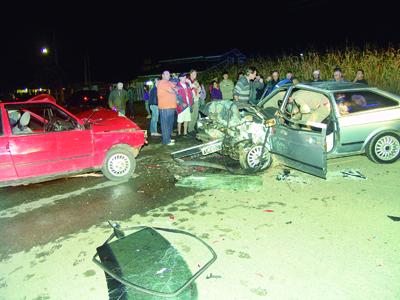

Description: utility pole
[83,48,91,86]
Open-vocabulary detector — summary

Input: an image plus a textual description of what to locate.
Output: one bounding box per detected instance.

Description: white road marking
[0,180,128,219]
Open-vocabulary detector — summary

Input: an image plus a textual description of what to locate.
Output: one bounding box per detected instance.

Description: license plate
[201,143,222,155]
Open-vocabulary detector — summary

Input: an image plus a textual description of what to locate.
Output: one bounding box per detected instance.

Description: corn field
[199,47,400,94]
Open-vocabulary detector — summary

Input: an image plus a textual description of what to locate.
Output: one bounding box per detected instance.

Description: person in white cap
[108,82,128,116]
[312,69,322,82]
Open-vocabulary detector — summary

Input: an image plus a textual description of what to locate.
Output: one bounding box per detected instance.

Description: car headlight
[265,118,276,127]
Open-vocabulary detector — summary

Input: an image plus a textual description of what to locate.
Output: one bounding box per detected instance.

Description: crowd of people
[107,66,368,146]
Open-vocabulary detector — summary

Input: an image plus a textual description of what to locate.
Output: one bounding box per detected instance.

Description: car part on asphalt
[205,273,222,279]
[175,173,263,190]
[276,169,291,181]
[93,221,217,299]
[340,170,366,179]
[387,215,400,222]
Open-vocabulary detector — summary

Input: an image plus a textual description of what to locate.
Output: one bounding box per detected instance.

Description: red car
[0,94,146,187]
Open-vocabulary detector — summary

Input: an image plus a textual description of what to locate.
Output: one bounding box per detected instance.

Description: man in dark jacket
[264,70,280,96]
[149,78,161,136]
[108,82,128,116]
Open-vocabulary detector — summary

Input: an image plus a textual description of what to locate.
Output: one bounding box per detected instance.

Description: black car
[65,90,106,109]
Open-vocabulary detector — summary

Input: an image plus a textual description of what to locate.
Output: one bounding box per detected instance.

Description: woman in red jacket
[176,73,194,136]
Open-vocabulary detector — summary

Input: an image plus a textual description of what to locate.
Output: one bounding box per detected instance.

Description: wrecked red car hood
[76,107,141,131]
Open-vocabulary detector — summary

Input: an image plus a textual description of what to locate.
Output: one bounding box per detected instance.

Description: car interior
[333,91,398,115]
[6,104,79,135]
[280,89,335,152]
[261,90,287,118]
[284,89,331,123]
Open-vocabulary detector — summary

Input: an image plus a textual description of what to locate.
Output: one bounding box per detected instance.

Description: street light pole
[52,31,59,66]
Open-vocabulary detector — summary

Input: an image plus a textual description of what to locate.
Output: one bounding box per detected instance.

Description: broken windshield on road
[94,225,217,299]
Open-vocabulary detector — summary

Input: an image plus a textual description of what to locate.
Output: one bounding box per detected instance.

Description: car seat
[8,110,21,127]
[12,112,32,135]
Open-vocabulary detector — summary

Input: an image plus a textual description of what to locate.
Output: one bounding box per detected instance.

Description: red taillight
[83,96,89,101]
[100,96,104,100]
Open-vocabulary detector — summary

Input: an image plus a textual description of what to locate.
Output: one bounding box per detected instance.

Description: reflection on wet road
[0,133,201,258]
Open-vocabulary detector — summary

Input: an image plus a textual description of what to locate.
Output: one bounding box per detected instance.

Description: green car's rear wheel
[366,132,400,164]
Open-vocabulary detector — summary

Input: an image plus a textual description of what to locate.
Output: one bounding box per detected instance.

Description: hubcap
[375,135,400,161]
[247,146,270,169]
[108,153,131,176]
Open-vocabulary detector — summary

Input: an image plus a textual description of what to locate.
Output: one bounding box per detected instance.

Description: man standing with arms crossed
[233,67,258,104]
[157,71,177,145]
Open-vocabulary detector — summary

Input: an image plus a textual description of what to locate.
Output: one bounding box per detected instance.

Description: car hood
[76,107,141,131]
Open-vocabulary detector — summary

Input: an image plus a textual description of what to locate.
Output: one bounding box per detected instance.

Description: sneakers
[146,115,151,119]
[151,132,162,136]
[166,140,175,146]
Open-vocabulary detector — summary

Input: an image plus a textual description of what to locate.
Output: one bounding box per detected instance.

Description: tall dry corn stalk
[200,47,400,94]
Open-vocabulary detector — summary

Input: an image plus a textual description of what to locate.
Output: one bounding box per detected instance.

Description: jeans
[159,108,175,144]
[150,105,159,133]
[145,101,151,116]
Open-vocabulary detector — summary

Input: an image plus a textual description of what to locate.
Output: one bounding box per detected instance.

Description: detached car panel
[0,94,146,187]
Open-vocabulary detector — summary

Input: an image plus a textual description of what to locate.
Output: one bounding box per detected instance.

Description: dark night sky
[0,0,398,90]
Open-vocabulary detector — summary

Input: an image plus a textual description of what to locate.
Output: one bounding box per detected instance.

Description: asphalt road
[0,103,202,259]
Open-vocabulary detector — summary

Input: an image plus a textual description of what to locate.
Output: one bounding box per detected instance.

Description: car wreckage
[172,82,400,178]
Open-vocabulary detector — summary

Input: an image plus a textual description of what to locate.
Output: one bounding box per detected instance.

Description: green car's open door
[269,115,327,179]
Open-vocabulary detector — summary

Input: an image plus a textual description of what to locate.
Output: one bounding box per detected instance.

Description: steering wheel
[45,118,63,132]
[284,100,302,120]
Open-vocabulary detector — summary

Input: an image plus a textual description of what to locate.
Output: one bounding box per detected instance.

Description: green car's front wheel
[239,144,272,171]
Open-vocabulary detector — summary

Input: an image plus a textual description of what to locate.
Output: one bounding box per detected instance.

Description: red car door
[55,129,93,170]
[48,103,94,170]
[4,104,61,179]
[8,132,61,178]
[0,136,17,180]
[0,109,17,181]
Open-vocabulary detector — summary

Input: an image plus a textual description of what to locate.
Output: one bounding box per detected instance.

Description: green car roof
[300,81,372,91]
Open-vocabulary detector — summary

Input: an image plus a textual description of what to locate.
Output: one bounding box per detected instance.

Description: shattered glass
[96,227,198,300]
